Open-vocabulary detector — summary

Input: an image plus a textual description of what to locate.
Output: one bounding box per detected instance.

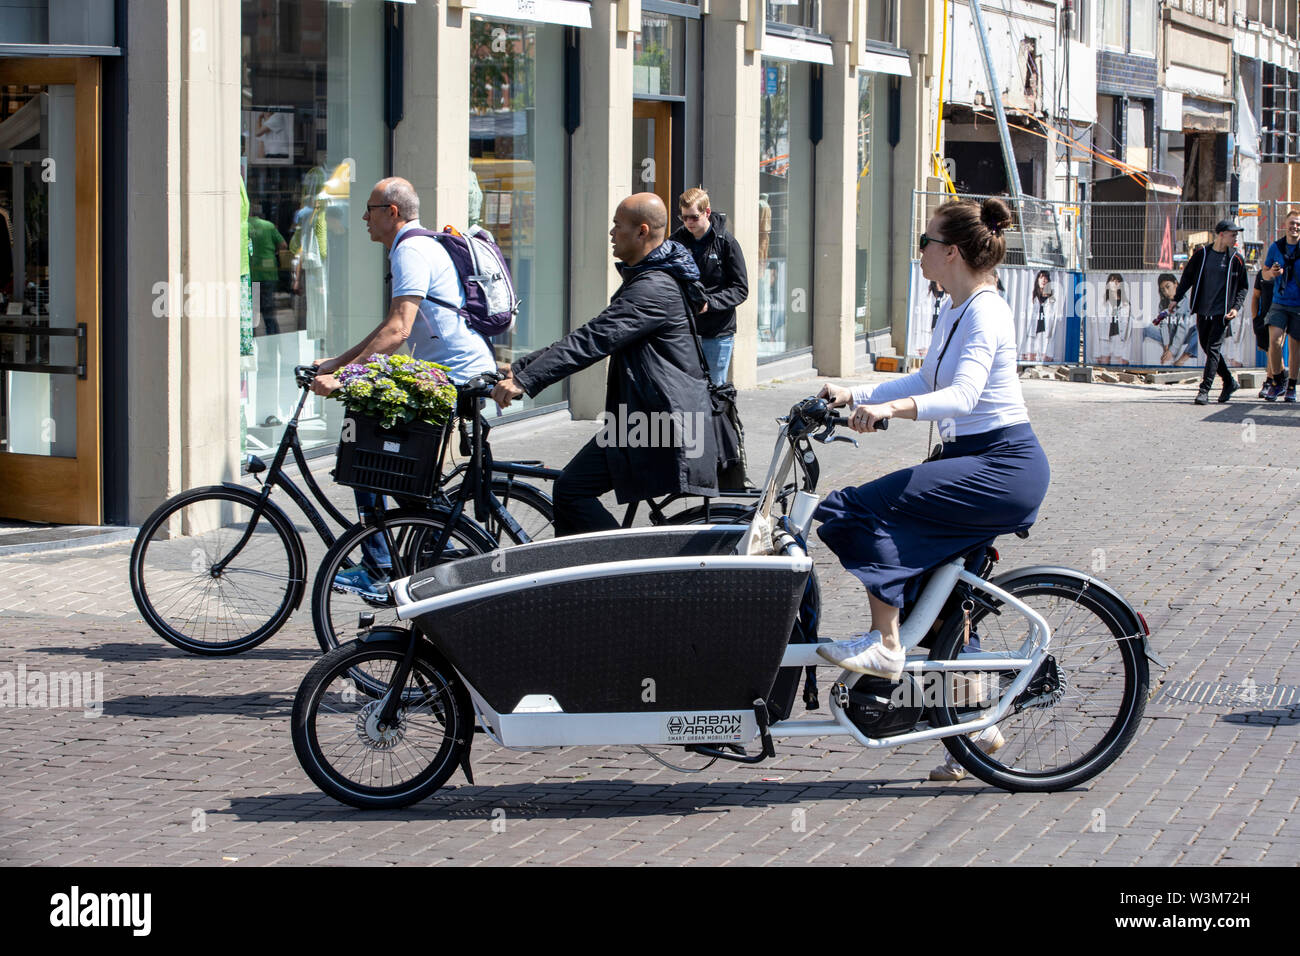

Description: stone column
[126,0,241,521]
[567,1,636,419]
[701,0,762,388]
[812,0,859,377]
[396,2,470,230]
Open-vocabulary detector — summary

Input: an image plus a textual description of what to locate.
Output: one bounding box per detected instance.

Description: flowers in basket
[331,353,457,429]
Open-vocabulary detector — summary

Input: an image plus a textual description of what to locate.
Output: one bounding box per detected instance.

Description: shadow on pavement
[103,692,294,718]
[37,642,320,663]
[221,775,1081,823]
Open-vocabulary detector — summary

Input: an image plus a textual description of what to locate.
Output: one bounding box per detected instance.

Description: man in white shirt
[312,177,494,594]
[311,176,493,389]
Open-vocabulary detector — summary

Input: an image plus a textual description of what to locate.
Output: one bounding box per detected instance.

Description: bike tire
[311,507,497,657]
[292,637,471,809]
[129,485,304,655]
[927,572,1149,792]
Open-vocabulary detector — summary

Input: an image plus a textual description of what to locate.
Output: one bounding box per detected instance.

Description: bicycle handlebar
[457,370,505,399]
[294,364,321,389]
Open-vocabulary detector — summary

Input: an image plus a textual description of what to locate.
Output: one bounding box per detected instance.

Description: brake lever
[813,425,858,448]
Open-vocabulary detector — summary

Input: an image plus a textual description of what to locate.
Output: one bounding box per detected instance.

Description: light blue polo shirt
[388,221,495,384]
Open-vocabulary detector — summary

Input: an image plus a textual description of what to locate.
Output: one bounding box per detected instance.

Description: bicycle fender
[992,565,1166,669]
[217,482,310,610]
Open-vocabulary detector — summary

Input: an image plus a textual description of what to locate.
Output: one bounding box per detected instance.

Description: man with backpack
[669,187,749,385]
[490,193,718,536]
[1166,218,1249,405]
[311,177,496,595]
[1260,209,1300,401]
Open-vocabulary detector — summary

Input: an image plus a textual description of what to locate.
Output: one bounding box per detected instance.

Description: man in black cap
[1167,218,1249,405]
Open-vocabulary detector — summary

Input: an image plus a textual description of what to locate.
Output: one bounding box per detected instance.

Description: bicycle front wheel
[444,478,555,544]
[292,638,471,809]
[129,485,304,655]
[311,508,497,656]
[928,572,1149,792]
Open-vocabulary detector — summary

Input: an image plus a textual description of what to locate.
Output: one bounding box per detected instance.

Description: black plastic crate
[334,410,446,499]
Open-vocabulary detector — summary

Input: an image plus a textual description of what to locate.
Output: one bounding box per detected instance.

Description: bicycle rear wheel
[927,572,1149,792]
[129,485,304,655]
[311,507,496,656]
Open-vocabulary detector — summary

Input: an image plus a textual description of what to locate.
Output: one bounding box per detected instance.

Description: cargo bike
[291,396,1161,809]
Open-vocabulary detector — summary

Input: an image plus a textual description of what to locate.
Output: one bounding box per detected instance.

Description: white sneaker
[928,725,1007,782]
[816,631,905,680]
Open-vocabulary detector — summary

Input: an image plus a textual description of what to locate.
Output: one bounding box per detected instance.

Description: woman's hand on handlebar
[846,403,891,433]
[818,383,853,408]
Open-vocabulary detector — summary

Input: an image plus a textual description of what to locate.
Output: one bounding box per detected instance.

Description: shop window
[470,16,567,412]
[239,0,385,455]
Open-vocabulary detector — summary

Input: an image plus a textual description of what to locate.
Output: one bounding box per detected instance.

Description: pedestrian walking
[1167,219,1248,405]
[1260,210,1300,402]
[669,187,749,385]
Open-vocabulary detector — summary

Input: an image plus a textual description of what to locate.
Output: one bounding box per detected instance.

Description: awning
[469,0,592,28]
[762,31,834,66]
[857,48,911,77]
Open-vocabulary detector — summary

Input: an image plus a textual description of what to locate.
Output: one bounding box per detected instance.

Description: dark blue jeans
[354,491,392,570]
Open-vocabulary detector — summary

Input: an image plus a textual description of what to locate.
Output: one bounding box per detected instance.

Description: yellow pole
[933,0,955,193]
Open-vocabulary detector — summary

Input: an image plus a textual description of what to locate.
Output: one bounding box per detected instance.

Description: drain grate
[1152,680,1300,710]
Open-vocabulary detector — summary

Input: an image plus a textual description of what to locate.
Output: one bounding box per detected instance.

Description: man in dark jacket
[492,193,718,536]
[1168,218,1249,405]
[669,187,749,385]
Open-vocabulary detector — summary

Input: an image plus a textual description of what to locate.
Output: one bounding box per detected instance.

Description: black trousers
[552,436,621,537]
[1196,315,1233,392]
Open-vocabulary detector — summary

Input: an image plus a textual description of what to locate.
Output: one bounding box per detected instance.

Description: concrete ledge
[0,525,137,556]
[758,351,819,383]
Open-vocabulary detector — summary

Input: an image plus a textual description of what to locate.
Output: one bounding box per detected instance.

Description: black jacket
[1173,244,1249,318]
[511,240,718,503]
[668,211,749,338]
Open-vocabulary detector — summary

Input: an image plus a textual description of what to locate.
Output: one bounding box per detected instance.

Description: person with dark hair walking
[1167,219,1249,405]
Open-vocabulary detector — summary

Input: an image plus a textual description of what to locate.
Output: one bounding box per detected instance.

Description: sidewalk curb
[0,526,138,557]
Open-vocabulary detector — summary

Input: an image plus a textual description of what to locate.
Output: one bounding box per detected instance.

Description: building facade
[0,0,918,527]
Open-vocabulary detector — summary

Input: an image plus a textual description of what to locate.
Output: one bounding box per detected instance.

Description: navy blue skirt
[814,422,1050,608]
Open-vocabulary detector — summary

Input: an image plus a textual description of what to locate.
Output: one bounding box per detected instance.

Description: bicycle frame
[213,379,353,573]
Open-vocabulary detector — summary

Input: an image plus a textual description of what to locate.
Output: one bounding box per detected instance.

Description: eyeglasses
[366,203,395,213]
[680,213,705,223]
[918,234,954,252]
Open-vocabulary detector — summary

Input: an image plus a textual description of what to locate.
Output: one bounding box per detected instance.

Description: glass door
[0,58,101,524]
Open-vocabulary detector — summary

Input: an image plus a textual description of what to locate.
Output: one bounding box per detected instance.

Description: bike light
[1137,612,1150,636]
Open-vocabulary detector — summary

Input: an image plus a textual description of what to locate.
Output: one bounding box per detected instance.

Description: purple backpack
[392,226,519,338]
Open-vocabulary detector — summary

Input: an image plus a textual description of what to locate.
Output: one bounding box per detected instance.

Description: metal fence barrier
[908,192,1295,369]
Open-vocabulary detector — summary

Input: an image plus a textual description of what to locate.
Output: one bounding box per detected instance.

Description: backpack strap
[389,227,469,317]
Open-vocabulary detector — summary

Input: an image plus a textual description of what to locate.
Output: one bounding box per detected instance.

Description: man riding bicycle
[491,193,718,535]
[311,176,495,595]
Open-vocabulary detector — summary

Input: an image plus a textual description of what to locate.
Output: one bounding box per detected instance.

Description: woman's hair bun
[980,197,1012,236]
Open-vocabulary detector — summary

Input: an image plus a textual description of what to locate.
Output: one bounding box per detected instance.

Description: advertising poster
[1081,271,1257,368]
[906,263,1069,364]
[244,107,294,165]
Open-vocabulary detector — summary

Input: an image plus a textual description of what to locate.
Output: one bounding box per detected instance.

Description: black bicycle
[129,366,358,655]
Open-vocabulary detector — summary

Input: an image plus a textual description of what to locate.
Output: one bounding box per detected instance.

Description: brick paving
[1,374,1297,865]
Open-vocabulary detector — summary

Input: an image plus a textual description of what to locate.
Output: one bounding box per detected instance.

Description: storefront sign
[471,0,593,27]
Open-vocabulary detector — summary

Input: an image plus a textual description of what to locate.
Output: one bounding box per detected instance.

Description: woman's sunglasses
[918,233,954,252]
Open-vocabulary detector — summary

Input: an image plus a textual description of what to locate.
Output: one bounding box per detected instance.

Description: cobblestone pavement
[2,374,1297,865]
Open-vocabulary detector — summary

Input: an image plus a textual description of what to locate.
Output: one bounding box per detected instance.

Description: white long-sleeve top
[851,288,1030,436]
